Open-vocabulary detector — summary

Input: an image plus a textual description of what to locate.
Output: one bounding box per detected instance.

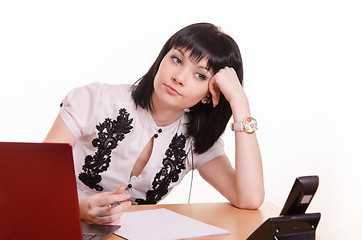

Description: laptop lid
[0,142,119,240]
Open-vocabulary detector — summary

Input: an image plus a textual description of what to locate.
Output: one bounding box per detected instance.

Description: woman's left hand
[208,67,247,108]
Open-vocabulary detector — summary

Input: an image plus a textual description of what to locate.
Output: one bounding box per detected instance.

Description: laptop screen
[0,142,83,239]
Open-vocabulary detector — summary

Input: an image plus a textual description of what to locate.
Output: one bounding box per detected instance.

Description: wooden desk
[106,201,281,240]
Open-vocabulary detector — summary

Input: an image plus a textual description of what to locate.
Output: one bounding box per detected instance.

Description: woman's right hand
[79,185,132,225]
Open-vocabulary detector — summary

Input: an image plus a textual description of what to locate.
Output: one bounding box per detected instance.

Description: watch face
[243,117,257,133]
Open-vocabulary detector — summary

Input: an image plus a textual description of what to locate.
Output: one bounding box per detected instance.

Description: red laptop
[0,142,120,240]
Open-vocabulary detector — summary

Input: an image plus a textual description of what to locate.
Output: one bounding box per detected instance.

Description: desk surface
[106,201,281,240]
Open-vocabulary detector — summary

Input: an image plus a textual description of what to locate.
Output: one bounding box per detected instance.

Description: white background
[1,1,361,239]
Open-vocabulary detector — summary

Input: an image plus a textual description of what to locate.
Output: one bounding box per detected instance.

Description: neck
[150,93,185,127]
[150,107,184,127]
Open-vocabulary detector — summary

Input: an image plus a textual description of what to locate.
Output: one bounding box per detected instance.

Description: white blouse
[59,83,225,204]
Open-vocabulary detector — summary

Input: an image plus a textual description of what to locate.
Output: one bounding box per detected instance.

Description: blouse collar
[136,107,187,137]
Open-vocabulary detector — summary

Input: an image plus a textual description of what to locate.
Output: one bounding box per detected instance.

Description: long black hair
[132,22,243,154]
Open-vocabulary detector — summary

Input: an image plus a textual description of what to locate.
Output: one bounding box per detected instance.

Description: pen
[107,184,132,208]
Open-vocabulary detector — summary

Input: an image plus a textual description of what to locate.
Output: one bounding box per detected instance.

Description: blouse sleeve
[191,138,226,169]
[59,83,102,139]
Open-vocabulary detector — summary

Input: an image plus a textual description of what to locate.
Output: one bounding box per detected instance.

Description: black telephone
[246,176,321,240]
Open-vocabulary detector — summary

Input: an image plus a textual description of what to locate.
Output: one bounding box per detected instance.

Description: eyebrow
[175,48,185,57]
[174,48,210,72]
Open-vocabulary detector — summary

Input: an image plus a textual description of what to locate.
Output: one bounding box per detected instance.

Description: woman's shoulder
[66,82,133,102]
[83,82,132,94]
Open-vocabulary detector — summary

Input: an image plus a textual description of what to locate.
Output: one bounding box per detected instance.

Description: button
[154,134,158,138]
[158,128,162,133]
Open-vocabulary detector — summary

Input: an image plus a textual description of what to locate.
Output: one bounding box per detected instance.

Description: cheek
[153,71,160,85]
[189,82,209,100]
[154,61,169,84]
[153,68,164,87]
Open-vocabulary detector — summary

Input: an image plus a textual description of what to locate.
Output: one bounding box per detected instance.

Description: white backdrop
[1,1,361,239]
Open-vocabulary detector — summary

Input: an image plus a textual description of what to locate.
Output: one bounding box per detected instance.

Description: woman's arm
[44,114,131,224]
[44,113,76,147]
[199,67,264,209]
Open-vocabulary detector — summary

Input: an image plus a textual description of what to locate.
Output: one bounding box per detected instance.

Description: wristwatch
[231,117,258,134]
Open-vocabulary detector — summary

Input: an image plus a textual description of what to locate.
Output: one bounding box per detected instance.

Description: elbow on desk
[232,191,265,210]
[233,199,263,210]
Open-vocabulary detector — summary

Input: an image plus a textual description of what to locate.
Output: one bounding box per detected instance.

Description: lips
[165,84,181,96]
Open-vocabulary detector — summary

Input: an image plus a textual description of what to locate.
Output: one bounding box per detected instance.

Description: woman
[44,22,264,224]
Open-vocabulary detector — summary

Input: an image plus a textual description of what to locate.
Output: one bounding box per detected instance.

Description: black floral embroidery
[136,133,187,204]
[79,108,133,191]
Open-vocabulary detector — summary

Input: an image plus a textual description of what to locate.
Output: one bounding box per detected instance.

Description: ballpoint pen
[107,184,132,208]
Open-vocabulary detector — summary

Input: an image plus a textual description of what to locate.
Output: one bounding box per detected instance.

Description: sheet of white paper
[114,208,230,240]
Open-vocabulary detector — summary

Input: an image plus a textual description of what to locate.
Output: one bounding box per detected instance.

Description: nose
[172,69,188,86]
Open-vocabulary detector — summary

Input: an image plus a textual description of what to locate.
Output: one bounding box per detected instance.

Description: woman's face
[152,47,213,112]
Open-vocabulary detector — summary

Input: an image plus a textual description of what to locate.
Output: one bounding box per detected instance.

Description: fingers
[85,185,132,224]
[209,67,243,106]
[208,78,220,107]
[93,191,130,207]
[113,184,126,194]
[90,201,132,224]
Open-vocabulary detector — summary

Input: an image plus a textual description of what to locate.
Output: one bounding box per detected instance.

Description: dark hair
[132,22,243,154]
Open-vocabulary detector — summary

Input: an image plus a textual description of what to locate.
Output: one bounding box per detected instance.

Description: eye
[195,72,207,81]
[171,55,182,65]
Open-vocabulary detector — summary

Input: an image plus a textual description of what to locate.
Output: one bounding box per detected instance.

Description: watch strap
[231,121,243,131]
